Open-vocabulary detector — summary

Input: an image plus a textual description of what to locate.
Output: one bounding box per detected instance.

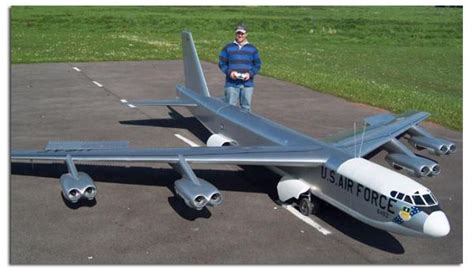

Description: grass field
[11,6,462,130]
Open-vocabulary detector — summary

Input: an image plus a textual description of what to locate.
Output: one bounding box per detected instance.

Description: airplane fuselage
[178,84,327,147]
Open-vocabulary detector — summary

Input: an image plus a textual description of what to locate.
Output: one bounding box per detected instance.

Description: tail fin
[182,32,211,97]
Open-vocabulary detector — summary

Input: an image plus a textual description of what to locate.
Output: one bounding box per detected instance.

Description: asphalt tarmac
[10,61,463,264]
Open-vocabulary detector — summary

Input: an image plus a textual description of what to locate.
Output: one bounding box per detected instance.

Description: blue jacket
[218,41,262,87]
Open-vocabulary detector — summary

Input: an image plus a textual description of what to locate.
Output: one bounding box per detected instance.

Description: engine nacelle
[60,172,97,203]
[174,178,222,210]
[206,133,237,147]
[385,153,440,177]
[408,136,455,156]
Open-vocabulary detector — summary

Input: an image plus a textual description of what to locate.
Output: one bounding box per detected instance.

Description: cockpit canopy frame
[390,190,438,206]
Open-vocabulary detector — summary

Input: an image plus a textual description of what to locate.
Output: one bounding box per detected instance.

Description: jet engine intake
[208,192,223,206]
[60,172,97,203]
[174,178,222,210]
[385,153,439,177]
[408,136,455,155]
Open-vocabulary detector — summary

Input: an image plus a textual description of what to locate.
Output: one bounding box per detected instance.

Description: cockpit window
[390,190,436,206]
[413,195,425,206]
[404,196,413,204]
[423,194,435,205]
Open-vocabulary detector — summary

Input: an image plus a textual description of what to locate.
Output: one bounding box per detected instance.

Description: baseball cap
[235,24,247,34]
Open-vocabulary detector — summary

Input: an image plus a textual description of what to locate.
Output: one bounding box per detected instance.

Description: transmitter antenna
[358,121,367,158]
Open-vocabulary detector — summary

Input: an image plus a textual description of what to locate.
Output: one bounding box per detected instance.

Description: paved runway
[10,60,462,264]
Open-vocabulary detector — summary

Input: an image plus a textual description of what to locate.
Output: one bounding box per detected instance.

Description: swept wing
[326,111,430,157]
[325,110,455,178]
[12,143,329,167]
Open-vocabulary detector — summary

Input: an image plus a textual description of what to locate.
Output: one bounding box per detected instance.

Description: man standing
[218,23,261,112]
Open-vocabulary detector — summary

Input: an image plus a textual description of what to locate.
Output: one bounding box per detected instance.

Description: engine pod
[60,172,97,203]
[174,178,222,210]
[385,153,439,178]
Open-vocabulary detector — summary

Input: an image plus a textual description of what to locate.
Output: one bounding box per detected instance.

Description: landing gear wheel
[298,197,314,216]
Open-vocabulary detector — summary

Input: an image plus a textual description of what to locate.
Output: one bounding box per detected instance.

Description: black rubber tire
[298,197,314,216]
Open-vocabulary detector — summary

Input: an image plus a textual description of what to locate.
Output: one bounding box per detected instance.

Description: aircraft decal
[321,166,397,216]
[393,206,421,224]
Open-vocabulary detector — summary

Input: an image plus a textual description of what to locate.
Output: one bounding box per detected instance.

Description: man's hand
[243,72,250,81]
[230,71,250,80]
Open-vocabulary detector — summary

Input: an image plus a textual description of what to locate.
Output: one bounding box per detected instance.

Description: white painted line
[72,67,81,72]
[120,99,128,103]
[92,81,103,87]
[127,104,136,108]
[174,134,200,147]
[282,204,332,236]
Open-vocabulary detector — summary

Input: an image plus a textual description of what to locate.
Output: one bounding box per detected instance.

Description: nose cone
[423,211,450,237]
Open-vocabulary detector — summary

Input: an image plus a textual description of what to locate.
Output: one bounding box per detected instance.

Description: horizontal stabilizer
[45,141,129,151]
[121,98,197,108]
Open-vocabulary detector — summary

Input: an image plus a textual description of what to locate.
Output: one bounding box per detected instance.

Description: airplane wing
[324,110,456,179]
[11,143,329,167]
[325,111,430,157]
[12,142,328,208]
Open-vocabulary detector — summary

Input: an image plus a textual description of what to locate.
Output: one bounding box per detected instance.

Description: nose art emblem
[399,207,412,221]
[393,206,421,224]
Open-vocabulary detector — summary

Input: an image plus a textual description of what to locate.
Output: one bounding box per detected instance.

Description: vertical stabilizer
[182,32,211,97]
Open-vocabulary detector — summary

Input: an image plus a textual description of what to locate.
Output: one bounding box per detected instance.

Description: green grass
[11,6,462,130]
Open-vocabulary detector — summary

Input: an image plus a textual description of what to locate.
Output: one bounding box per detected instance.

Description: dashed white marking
[282,204,332,235]
[174,134,200,147]
[72,67,81,72]
[127,104,136,108]
[120,99,128,103]
[92,81,103,87]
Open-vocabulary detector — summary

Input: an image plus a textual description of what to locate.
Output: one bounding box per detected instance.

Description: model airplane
[11,32,456,238]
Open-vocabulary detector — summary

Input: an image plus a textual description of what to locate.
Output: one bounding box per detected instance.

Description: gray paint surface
[10,60,462,264]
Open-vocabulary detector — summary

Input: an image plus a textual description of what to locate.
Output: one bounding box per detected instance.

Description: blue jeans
[224,86,254,112]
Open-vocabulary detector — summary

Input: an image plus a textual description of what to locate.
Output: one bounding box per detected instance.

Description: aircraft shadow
[167,196,212,220]
[316,204,405,254]
[119,106,212,143]
[10,162,277,219]
[11,161,403,253]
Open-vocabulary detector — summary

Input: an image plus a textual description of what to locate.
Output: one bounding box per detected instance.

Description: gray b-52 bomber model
[12,32,456,238]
